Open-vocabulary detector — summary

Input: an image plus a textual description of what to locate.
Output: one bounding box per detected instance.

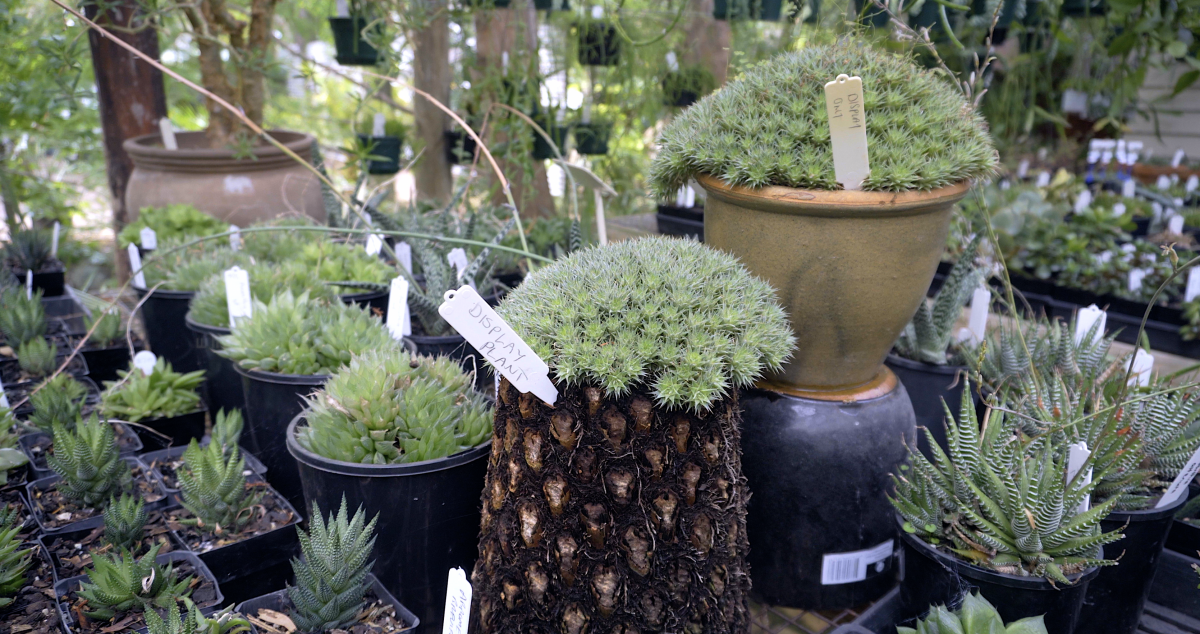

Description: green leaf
[1005,616,1048,634]
[958,592,1005,634]
[1107,31,1138,57]
[0,448,29,471]
[1171,70,1200,98]
[1167,41,1189,59]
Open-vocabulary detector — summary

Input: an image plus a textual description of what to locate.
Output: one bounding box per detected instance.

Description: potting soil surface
[43,512,177,579]
[60,561,218,634]
[0,547,64,634]
[0,355,88,385]
[169,483,296,552]
[31,467,164,530]
[246,589,414,634]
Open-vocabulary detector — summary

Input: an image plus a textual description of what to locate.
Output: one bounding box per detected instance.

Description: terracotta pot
[123,130,326,228]
[698,174,969,391]
[1132,162,1200,185]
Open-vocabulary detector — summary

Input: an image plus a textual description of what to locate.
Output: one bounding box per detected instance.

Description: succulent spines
[76,543,192,620]
[46,416,131,507]
[177,439,259,535]
[287,498,378,633]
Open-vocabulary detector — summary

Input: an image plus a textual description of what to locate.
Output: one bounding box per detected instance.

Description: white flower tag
[127,244,146,290]
[224,266,253,327]
[823,74,870,191]
[386,276,411,340]
[442,568,472,634]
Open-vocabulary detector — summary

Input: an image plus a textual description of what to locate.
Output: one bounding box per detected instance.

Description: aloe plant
[287,498,378,632]
[84,309,124,348]
[209,408,244,455]
[47,416,132,507]
[4,228,56,273]
[100,359,204,422]
[76,543,192,621]
[0,287,46,346]
[145,600,252,634]
[103,494,148,551]
[27,373,87,433]
[118,204,228,249]
[17,337,56,378]
[0,519,32,608]
[894,236,986,365]
[177,439,260,535]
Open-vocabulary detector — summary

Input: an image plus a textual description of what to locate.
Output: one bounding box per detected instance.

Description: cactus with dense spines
[47,416,132,507]
[299,349,492,464]
[177,440,259,534]
[4,228,56,273]
[27,373,87,432]
[900,592,1048,634]
[189,261,338,329]
[17,337,56,378]
[895,237,987,365]
[209,408,244,455]
[145,600,252,634]
[287,499,378,633]
[103,494,148,551]
[649,41,998,197]
[100,359,205,422]
[0,520,32,608]
[0,287,46,346]
[76,543,192,620]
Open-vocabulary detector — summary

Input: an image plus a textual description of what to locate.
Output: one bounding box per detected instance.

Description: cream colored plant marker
[823,74,870,191]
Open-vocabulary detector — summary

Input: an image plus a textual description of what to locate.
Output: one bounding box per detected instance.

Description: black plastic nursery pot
[1076,494,1188,634]
[6,374,99,419]
[714,0,784,20]
[132,408,207,452]
[0,351,90,387]
[287,415,485,634]
[16,263,66,297]
[328,16,379,65]
[236,573,419,632]
[340,288,390,320]
[577,21,621,66]
[532,120,568,161]
[444,129,478,165]
[884,354,967,457]
[42,292,89,334]
[573,122,612,155]
[142,443,267,498]
[25,457,168,537]
[55,551,223,634]
[407,331,494,393]
[134,287,203,373]
[236,366,329,507]
[1168,518,1200,555]
[661,73,703,108]
[79,344,132,384]
[357,134,403,175]
[899,528,1099,634]
[656,204,704,240]
[183,316,243,420]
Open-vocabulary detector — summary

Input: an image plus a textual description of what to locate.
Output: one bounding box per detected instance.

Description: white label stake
[1187,268,1200,303]
[25,270,32,300]
[1187,175,1199,193]
[1122,179,1136,198]
[386,276,411,339]
[1074,304,1107,345]
[1158,445,1200,509]
[821,540,893,585]
[140,227,158,251]
[0,376,8,409]
[365,233,383,256]
[1157,175,1172,190]
[1074,190,1093,213]
[132,350,158,376]
[1067,442,1093,514]
[159,118,178,150]
[127,244,146,290]
[823,75,870,191]
[51,222,60,258]
[1017,159,1030,179]
[1169,214,1186,235]
[223,266,253,327]
[1129,349,1154,386]
[965,286,990,344]
[438,285,558,404]
[1128,268,1147,293]
[229,224,242,251]
[447,248,473,288]
[1037,171,1051,188]
[442,568,472,634]
[395,242,413,275]
[1173,149,1187,168]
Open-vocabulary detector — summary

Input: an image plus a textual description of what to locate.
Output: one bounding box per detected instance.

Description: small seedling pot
[713,0,784,20]
[883,354,969,457]
[235,573,418,632]
[357,134,403,175]
[328,16,379,65]
[899,527,1099,634]
[573,122,612,155]
[444,128,479,165]
[26,457,168,536]
[235,366,329,507]
[15,262,67,297]
[132,407,208,452]
[79,344,133,384]
[142,444,267,499]
[134,287,203,373]
[54,551,223,634]
[19,421,143,481]
[3,544,61,632]
[1077,494,1188,634]
[287,415,484,633]
[183,316,243,420]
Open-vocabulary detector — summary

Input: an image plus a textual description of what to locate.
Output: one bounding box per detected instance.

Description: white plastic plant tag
[25,270,32,300]
[1157,445,1200,509]
[0,377,8,409]
[1061,89,1087,114]
[365,233,383,256]
[385,276,411,339]
[1122,179,1136,198]
[1187,175,1199,193]
[1100,140,1115,164]
[1129,348,1154,387]
[127,244,146,290]
[1017,159,1029,179]
[1187,268,1200,302]
[1128,268,1147,293]
[963,286,990,345]
[133,350,157,376]
[1173,149,1186,168]
[1169,214,1185,235]
[335,0,349,16]
[438,285,558,405]
[140,227,158,251]
[447,248,472,287]
[51,221,60,258]
[823,75,870,191]
[395,242,413,275]
[674,187,687,208]
[228,224,242,251]
[1086,140,1100,165]
[1152,202,1164,221]
[1074,190,1092,213]
[1074,304,1107,345]
[224,266,253,327]
[442,568,472,634]
[1113,202,1127,217]
[159,118,178,150]
[1067,442,1092,514]
[372,113,386,138]
[1157,175,1171,190]
[821,540,893,585]
[1036,171,1051,187]
[685,185,695,208]
[1117,140,1128,165]
[665,51,679,72]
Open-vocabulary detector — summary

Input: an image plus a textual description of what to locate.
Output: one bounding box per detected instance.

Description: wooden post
[413,0,454,204]
[85,0,167,281]
[683,0,731,85]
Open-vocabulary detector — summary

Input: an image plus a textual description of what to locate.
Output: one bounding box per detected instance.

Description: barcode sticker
[820,540,893,585]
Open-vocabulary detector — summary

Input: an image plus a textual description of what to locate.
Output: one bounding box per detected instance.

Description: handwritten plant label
[133,350,158,376]
[1036,171,1051,187]
[1129,348,1154,387]
[1067,441,1093,513]
[140,227,158,251]
[229,224,242,251]
[1122,179,1136,198]
[442,568,472,634]
[1074,304,1107,345]
[438,285,558,404]
[1157,444,1200,509]
[395,241,413,275]
[127,244,146,289]
[385,276,411,340]
[365,233,383,256]
[823,74,870,191]
[223,266,253,327]
[51,221,60,258]
[159,118,178,150]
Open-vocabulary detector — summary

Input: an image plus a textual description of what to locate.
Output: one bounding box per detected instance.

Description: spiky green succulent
[216,290,399,376]
[0,406,27,486]
[17,337,56,377]
[177,439,260,535]
[28,373,87,432]
[118,204,228,249]
[100,359,204,423]
[498,237,795,410]
[188,261,338,329]
[900,592,1047,634]
[103,493,148,551]
[891,380,1123,583]
[649,41,997,197]
[85,308,124,348]
[47,416,132,506]
[4,228,56,273]
[287,498,378,633]
[895,236,986,365]
[299,349,492,464]
[295,240,394,287]
[967,315,1115,397]
[77,543,192,621]
[145,600,252,634]
[142,240,248,291]
[241,216,326,263]
[0,520,33,608]
[209,408,244,455]
[0,287,46,346]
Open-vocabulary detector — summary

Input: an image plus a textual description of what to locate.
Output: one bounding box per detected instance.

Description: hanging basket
[328,16,380,66]
[714,0,784,20]
[577,20,622,66]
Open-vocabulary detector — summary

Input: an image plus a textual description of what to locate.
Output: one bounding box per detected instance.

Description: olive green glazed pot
[698,174,969,392]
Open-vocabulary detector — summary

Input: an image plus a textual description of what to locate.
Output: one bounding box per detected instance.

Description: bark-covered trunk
[472,379,751,634]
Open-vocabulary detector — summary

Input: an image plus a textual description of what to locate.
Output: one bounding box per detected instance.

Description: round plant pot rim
[899,522,1101,589]
[12,261,65,275]
[1106,490,1187,522]
[124,129,315,172]
[338,288,389,302]
[232,363,331,385]
[696,174,972,218]
[407,331,466,344]
[886,352,967,376]
[286,413,492,477]
[133,285,196,300]
[184,312,232,337]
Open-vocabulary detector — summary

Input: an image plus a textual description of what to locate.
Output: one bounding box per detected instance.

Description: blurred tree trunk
[85,0,167,282]
[475,0,555,218]
[682,0,731,85]
[413,0,454,204]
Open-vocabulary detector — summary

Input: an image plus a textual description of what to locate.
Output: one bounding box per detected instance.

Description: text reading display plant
[75,544,192,622]
[298,350,492,465]
[47,417,132,508]
[118,204,227,249]
[901,592,1048,634]
[472,237,794,633]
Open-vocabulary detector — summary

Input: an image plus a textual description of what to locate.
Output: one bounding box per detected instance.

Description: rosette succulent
[177,439,260,534]
[0,287,46,346]
[28,374,87,432]
[77,543,192,620]
[47,416,132,507]
[118,204,227,249]
[4,228,56,274]
[0,519,32,608]
[188,261,339,329]
[287,499,378,633]
[100,359,204,422]
[17,337,56,378]
[103,494,148,551]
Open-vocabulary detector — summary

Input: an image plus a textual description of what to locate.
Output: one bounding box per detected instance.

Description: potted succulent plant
[79,308,137,383]
[236,499,418,633]
[649,41,998,608]
[38,494,177,582]
[328,1,381,66]
[117,204,228,254]
[18,374,137,480]
[287,349,491,631]
[356,117,407,175]
[0,408,32,540]
[0,519,62,633]
[572,118,612,156]
[216,291,398,505]
[469,237,794,634]
[900,592,1049,633]
[99,359,206,450]
[143,410,266,497]
[5,228,65,297]
[576,17,621,66]
[145,601,251,634]
[887,237,985,455]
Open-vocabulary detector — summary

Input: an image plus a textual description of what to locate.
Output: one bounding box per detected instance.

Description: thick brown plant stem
[472,379,752,634]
